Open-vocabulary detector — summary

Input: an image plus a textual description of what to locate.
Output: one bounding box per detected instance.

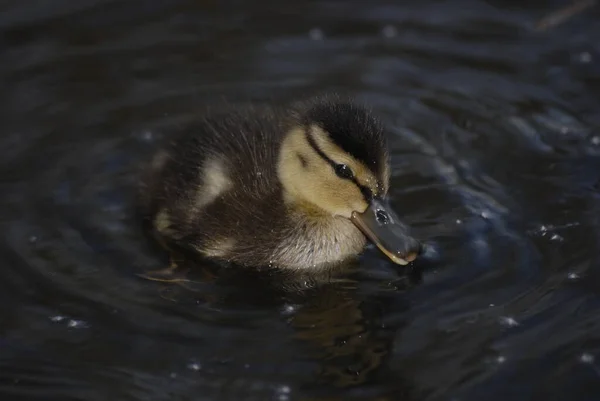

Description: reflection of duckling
[139,95,421,271]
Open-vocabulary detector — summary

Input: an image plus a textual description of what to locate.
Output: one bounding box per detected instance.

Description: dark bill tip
[350,198,421,265]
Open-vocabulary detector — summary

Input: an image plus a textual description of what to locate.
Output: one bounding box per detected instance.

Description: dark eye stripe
[305,129,374,202]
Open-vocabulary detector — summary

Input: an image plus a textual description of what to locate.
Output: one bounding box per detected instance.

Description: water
[1,1,600,400]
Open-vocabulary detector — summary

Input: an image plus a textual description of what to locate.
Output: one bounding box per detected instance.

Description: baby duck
[139,95,421,271]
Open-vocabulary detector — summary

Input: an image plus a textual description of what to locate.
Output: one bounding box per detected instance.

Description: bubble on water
[579,52,592,63]
[568,272,580,280]
[29,235,38,243]
[67,319,88,329]
[137,130,154,142]
[309,28,324,40]
[591,136,600,146]
[456,219,462,224]
[499,316,519,327]
[49,315,87,328]
[275,385,291,401]
[187,362,201,371]
[536,225,555,237]
[531,223,579,238]
[580,353,595,364]
[496,355,506,364]
[281,304,298,316]
[381,24,398,38]
[489,303,495,307]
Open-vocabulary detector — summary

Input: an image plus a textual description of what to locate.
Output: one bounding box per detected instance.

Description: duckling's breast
[271,213,367,270]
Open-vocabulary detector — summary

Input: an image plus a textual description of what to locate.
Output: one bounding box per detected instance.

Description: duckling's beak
[350,198,421,265]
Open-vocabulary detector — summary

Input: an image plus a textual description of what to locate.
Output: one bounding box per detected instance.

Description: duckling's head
[278,98,421,265]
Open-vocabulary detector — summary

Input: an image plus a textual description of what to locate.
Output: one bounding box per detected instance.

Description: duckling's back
[138,105,293,265]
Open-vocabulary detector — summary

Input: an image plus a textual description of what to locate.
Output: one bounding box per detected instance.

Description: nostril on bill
[375,209,389,224]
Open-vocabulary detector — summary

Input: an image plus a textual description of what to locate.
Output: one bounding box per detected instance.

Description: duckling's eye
[334,164,354,180]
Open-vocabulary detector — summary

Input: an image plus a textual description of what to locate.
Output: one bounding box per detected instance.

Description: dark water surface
[2,1,600,400]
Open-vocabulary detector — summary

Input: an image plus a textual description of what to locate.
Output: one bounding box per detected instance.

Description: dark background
[2,1,600,400]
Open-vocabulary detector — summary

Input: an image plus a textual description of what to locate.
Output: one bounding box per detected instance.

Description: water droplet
[309,28,324,40]
[67,319,88,329]
[281,304,297,315]
[489,303,495,307]
[187,362,201,371]
[568,272,580,280]
[456,219,462,224]
[29,235,38,243]
[591,136,600,145]
[276,385,291,401]
[550,233,563,241]
[244,363,250,369]
[139,130,154,142]
[579,52,592,63]
[499,316,519,327]
[170,372,177,378]
[481,211,490,219]
[496,355,506,363]
[580,353,595,364]
[381,25,397,38]
[50,315,65,322]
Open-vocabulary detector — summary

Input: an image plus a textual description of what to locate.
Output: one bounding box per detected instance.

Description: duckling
[138,95,421,271]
